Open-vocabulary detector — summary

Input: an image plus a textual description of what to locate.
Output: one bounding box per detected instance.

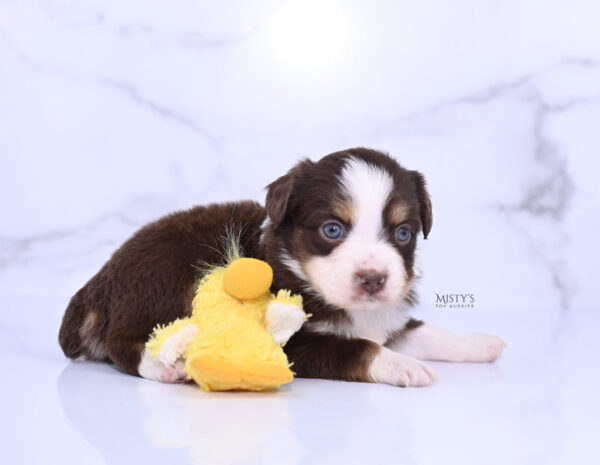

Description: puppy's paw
[369,348,436,387]
[159,358,188,384]
[459,333,506,362]
[158,324,198,366]
[266,302,306,345]
[138,349,188,384]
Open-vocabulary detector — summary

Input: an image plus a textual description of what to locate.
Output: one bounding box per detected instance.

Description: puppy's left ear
[265,161,306,228]
[265,170,294,228]
[411,171,433,239]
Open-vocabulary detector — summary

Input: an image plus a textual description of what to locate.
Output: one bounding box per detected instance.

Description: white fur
[305,303,411,345]
[369,347,436,387]
[303,159,408,311]
[86,336,107,360]
[265,301,306,345]
[280,251,310,282]
[259,215,271,246]
[137,349,161,381]
[138,350,187,383]
[137,325,198,384]
[387,324,506,362]
[347,305,410,344]
[79,311,107,360]
[158,324,198,365]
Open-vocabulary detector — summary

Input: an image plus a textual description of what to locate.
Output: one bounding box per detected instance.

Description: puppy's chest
[307,305,410,345]
[347,306,411,344]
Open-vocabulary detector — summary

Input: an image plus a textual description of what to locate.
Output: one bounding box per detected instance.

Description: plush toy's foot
[187,355,293,392]
[266,302,306,345]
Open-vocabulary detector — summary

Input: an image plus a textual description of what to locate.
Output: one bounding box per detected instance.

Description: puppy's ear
[265,166,298,228]
[411,171,433,239]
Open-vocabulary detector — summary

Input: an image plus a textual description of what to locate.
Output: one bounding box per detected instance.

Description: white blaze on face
[303,158,408,311]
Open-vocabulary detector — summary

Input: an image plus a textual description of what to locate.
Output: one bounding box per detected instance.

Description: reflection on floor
[2,296,598,465]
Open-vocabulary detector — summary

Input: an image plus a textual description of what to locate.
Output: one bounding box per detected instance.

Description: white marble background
[2,0,599,315]
[2,2,600,464]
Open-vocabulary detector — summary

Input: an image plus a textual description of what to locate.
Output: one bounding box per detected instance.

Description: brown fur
[59,201,266,375]
[283,332,381,381]
[332,197,354,225]
[387,202,411,225]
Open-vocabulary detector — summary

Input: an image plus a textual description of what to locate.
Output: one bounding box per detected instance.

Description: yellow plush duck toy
[145,246,307,392]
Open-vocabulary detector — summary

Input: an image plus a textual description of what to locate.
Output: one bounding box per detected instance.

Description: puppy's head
[265,148,432,312]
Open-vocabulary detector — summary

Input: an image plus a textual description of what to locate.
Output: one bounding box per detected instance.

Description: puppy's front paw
[460,333,506,362]
[158,324,198,366]
[266,302,306,345]
[369,348,436,387]
[138,350,188,384]
[159,358,188,384]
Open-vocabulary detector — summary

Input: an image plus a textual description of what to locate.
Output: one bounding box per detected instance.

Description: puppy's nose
[355,270,387,295]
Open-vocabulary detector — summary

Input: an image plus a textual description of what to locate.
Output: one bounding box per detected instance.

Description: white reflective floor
[2,295,598,465]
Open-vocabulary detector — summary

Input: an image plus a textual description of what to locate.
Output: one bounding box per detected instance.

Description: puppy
[59,148,505,387]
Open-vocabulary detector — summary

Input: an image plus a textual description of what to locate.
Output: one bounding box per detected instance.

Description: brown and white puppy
[59,148,505,387]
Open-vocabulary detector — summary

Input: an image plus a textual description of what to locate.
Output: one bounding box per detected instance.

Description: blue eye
[395,225,411,242]
[321,222,344,240]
